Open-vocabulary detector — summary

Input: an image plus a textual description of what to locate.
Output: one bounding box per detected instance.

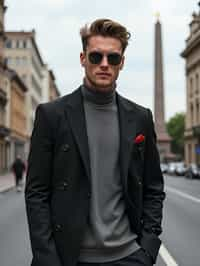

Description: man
[12,154,26,192]
[25,19,165,266]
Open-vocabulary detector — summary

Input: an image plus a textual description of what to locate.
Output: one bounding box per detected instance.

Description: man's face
[80,35,125,93]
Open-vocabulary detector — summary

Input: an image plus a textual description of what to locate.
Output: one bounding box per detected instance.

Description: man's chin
[95,81,114,90]
[94,85,114,93]
[84,77,115,92]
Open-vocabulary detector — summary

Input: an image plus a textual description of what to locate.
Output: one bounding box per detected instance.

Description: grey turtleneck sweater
[78,85,139,263]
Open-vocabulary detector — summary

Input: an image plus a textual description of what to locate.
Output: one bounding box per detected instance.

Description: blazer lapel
[117,93,137,192]
[64,87,91,180]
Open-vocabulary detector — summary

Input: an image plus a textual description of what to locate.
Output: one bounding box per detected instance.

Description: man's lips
[96,72,111,77]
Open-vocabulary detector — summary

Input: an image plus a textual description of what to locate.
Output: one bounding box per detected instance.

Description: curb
[0,185,15,193]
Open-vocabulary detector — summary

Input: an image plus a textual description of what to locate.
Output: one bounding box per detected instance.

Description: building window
[196,74,199,94]
[196,101,199,125]
[31,75,42,96]
[0,104,5,125]
[5,57,12,65]
[191,103,194,126]
[31,56,43,79]
[16,57,20,66]
[16,40,20,48]
[5,40,12,48]
[23,40,27,48]
[190,77,193,98]
[19,40,24,49]
[188,143,192,164]
[22,57,27,66]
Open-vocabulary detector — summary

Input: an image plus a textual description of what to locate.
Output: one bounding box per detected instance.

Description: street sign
[195,146,200,154]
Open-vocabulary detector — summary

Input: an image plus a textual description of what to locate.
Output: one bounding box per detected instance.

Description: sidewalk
[0,172,15,192]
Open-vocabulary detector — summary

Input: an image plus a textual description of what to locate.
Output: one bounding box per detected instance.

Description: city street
[161,175,200,266]
[0,175,200,266]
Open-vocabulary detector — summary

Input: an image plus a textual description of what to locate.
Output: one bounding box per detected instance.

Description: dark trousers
[15,172,23,186]
[77,248,153,266]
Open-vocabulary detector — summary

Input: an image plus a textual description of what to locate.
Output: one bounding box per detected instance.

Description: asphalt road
[0,188,32,266]
[0,175,199,266]
[161,175,200,266]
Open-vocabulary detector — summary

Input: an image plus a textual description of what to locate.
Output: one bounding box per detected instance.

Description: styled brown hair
[80,18,131,53]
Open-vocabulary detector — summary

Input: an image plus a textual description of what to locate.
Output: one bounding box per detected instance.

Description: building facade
[4,30,45,138]
[7,70,28,164]
[0,1,28,172]
[4,31,60,159]
[42,67,60,103]
[181,6,200,166]
[1,3,60,171]
[0,68,10,172]
[48,70,60,101]
[0,0,10,172]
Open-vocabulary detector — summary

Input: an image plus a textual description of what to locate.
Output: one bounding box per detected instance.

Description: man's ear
[119,55,125,70]
[80,52,86,67]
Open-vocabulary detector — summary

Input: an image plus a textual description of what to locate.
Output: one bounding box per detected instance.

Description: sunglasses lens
[107,53,122,65]
[88,52,103,64]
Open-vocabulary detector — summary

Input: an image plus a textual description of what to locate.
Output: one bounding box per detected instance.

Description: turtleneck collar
[81,82,116,106]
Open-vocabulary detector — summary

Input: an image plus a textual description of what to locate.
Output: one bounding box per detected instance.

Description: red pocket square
[134,134,145,144]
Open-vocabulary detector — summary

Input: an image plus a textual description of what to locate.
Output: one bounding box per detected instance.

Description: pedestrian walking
[12,155,26,192]
[25,18,165,266]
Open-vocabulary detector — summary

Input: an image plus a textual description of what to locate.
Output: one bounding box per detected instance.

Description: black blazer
[25,87,165,266]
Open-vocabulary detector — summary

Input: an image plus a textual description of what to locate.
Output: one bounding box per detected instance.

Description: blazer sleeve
[25,104,62,266]
[139,109,166,264]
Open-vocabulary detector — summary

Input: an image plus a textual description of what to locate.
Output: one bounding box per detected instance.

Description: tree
[166,112,185,157]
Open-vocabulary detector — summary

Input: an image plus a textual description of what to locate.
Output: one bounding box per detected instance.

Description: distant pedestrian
[12,155,26,192]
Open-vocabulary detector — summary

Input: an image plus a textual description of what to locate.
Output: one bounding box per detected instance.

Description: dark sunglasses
[88,51,122,66]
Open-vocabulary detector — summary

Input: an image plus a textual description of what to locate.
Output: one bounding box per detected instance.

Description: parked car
[160,163,168,173]
[175,162,187,176]
[167,162,177,175]
[185,164,200,179]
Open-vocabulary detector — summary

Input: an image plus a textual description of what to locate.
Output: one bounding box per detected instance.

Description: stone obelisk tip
[155,12,160,21]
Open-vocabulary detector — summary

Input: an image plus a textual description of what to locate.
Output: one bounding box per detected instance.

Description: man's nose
[100,55,109,67]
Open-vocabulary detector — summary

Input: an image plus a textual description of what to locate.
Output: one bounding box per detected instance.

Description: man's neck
[81,82,116,105]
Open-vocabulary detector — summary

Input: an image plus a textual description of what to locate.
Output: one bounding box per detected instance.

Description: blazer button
[55,224,62,232]
[138,181,142,186]
[63,182,68,190]
[87,192,91,198]
[62,144,70,152]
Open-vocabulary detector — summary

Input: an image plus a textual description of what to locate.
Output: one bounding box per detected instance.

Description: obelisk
[154,13,171,161]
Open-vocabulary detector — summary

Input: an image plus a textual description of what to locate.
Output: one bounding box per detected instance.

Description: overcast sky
[5,0,200,120]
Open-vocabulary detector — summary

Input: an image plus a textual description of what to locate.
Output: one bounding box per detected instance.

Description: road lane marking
[166,186,200,203]
[159,244,178,266]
